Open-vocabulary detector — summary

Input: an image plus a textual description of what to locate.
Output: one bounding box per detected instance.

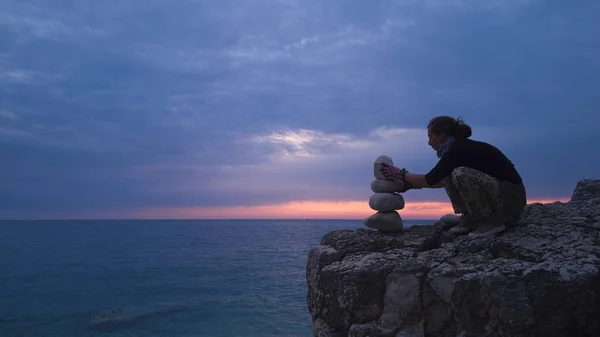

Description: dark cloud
[0,0,599,217]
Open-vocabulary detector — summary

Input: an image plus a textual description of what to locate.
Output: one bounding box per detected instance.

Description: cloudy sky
[1,0,598,219]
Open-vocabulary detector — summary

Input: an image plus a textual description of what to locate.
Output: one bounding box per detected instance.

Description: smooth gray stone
[369,193,405,211]
[363,211,404,233]
[370,179,406,193]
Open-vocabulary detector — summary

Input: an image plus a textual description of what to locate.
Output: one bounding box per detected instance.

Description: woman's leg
[451,167,503,222]
[442,174,474,234]
[443,175,466,214]
[450,167,508,236]
[498,181,527,227]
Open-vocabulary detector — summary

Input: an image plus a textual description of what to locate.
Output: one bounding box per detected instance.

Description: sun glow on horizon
[125,197,571,220]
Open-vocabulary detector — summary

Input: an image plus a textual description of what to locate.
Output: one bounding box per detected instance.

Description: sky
[1,0,599,220]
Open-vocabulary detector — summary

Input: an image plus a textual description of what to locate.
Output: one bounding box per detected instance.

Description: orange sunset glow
[128,198,571,220]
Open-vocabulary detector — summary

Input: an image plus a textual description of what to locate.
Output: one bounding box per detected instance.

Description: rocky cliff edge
[306,179,600,337]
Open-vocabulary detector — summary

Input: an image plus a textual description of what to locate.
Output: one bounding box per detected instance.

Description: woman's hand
[379,163,407,180]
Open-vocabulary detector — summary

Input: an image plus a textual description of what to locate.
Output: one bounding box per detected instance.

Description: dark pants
[443,167,527,224]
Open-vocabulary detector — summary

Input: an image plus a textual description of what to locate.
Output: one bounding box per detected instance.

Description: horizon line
[0,217,440,221]
[0,198,571,222]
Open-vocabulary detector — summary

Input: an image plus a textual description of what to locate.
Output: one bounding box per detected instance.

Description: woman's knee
[451,167,498,191]
[451,167,475,186]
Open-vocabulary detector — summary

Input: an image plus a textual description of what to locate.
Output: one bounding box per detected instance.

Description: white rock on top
[363,211,403,233]
[370,179,405,193]
[373,155,394,180]
[368,193,405,212]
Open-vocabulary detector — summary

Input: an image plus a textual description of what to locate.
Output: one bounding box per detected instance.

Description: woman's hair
[427,116,472,139]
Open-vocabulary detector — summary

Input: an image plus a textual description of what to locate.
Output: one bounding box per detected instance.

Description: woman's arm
[428,180,445,188]
[380,163,446,189]
[404,172,443,189]
[403,148,459,189]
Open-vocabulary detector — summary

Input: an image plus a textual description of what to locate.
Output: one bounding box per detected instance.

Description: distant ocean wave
[87,303,193,333]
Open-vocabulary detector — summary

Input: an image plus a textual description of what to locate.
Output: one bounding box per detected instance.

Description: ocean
[0,219,434,337]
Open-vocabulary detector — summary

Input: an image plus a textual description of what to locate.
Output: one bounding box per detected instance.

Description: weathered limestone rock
[307,179,600,337]
[571,179,600,202]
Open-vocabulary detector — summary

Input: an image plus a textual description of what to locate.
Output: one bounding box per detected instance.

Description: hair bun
[454,117,472,139]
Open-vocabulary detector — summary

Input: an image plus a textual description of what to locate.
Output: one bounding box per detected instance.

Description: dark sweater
[424,139,523,186]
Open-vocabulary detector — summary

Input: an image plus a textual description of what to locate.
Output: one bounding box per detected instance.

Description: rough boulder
[306,179,600,337]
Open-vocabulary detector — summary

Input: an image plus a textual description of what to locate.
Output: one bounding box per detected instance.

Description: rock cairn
[363,155,407,233]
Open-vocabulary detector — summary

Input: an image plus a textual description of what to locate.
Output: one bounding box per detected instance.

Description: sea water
[0,219,434,337]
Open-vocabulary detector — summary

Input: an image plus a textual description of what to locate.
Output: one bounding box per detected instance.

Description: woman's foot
[468,218,506,237]
[440,214,461,226]
[449,214,474,234]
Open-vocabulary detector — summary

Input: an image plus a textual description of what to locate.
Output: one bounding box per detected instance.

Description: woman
[380,116,527,237]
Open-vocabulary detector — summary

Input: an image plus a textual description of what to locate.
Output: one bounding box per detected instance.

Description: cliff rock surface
[306,179,600,337]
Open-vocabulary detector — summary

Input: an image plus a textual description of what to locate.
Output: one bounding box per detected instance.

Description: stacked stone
[362,155,406,233]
